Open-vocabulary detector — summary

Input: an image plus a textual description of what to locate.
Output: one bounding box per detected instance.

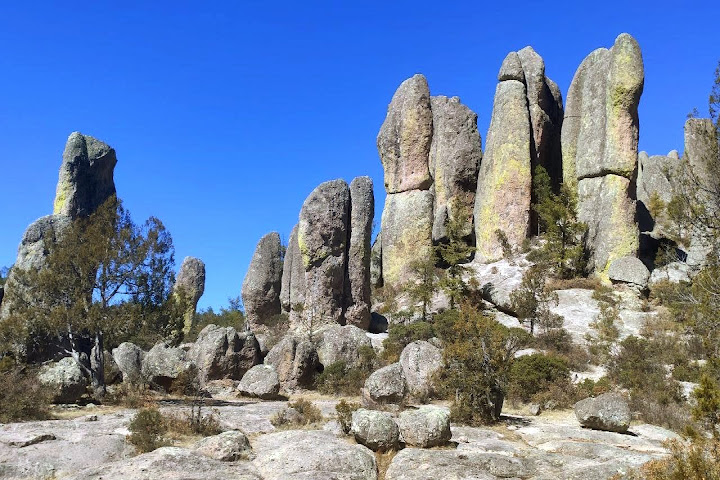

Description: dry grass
[546,276,601,291]
[375,450,398,480]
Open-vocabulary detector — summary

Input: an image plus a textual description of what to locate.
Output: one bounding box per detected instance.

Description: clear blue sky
[1,1,718,310]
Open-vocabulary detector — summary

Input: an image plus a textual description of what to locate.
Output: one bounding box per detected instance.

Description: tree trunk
[89,332,106,399]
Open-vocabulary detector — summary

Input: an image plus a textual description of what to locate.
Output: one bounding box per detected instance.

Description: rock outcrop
[345,177,374,329]
[263,334,319,391]
[316,324,373,369]
[242,232,283,332]
[187,324,261,384]
[174,256,206,335]
[562,33,644,275]
[1,133,117,320]
[474,48,562,261]
[429,96,482,244]
[297,179,350,328]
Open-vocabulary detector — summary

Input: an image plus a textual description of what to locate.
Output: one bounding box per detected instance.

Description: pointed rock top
[498,52,525,82]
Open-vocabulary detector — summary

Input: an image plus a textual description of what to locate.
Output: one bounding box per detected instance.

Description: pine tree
[435,212,475,309]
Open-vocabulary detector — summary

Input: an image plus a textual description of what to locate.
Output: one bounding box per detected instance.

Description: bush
[315,351,376,396]
[381,322,435,363]
[335,399,361,434]
[272,398,324,428]
[435,308,527,425]
[0,366,52,422]
[508,353,570,403]
[128,408,168,453]
[623,439,720,479]
[692,374,720,433]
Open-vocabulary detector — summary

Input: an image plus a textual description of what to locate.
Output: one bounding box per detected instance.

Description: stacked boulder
[562,33,644,276]
[377,75,482,287]
[474,47,563,261]
[249,177,374,333]
[0,132,117,319]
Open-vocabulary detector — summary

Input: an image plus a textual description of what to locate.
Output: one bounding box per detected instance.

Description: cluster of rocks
[350,405,451,452]
[362,340,442,406]
[242,177,374,335]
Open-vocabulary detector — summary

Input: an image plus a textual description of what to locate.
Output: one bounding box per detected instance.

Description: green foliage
[128,408,168,453]
[585,286,621,363]
[711,60,720,139]
[381,321,435,363]
[187,296,246,342]
[271,398,324,427]
[435,212,475,309]
[0,366,52,422]
[315,346,377,396]
[405,257,440,321]
[692,374,720,435]
[335,399,361,434]
[508,353,570,403]
[510,264,563,336]
[494,229,514,260]
[1,197,179,395]
[435,307,527,425]
[529,166,587,278]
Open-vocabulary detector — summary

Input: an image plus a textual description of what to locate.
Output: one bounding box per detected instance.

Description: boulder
[112,342,144,384]
[38,357,87,403]
[192,430,252,461]
[174,257,205,335]
[237,365,281,400]
[399,341,442,400]
[429,95,481,244]
[345,176,374,329]
[297,179,350,327]
[264,334,319,390]
[562,34,643,274]
[377,74,433,194]
[351,408,400,451]
[141,343,196,391]
[577,174,638,274]
[317,324,373,369]
[497,51,524,82]
[608,256,650,287]
[474,79,531,262]
[363,362,406,405]
[252,430,377,480]
[649,262,692,285]
[470,258,527,314]
[397,406,451,447]
[574,393,631,433]
[188,324,261,383]
[241,232,283,332]
[380,189,434,287]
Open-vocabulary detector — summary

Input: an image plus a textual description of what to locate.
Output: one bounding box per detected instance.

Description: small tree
[1,197,179,398]
[435,213,475,309]
[405,257,440,322]
[693,374,720,436]
[510,264,562,335]
[530,166,587,279]
[435,307,527,425]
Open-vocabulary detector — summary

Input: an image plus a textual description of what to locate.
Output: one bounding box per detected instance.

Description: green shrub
[508,353,570,403]
[315,349,376,396]
[575,377,612,398]
[128,408,168,453]
[435,308,527,425]
[692,374,720,433]
[622,438,720,479]
[335,399,361,434]
[286,398,323,425]
[0,367,52,423]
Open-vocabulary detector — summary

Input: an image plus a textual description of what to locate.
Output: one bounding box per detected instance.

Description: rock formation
[1,133,117,319]
[683,118,720,266]
[345,176,374,329]
[429,96,482,244]
[474,48,562,262]
[241,232,283,332]
[378,75,435,287]
[297,179,350,328]
[562,33,644,275]
[174,256,206,335]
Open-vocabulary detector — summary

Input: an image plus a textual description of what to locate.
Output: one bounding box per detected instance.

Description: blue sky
[0,1,718,310]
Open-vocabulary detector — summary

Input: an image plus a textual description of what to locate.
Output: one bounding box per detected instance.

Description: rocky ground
[0,395,679,480]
